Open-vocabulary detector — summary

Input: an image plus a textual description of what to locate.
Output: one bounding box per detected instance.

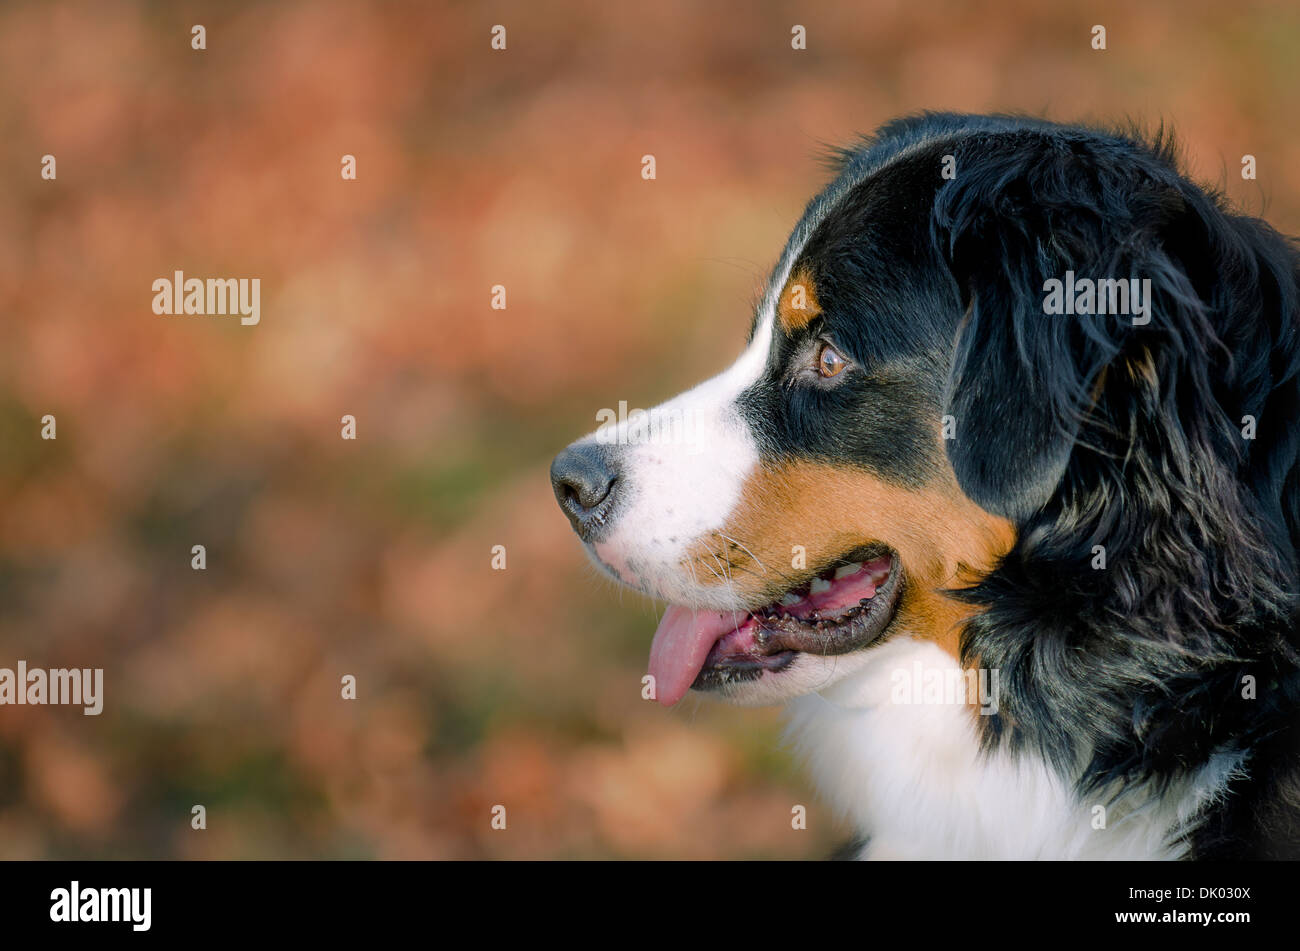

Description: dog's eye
[816,342,848,378]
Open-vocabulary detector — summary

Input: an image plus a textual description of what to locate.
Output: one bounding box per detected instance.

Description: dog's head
[552,113,1300,717]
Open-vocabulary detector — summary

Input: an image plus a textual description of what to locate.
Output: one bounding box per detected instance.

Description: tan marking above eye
[777,266,822,335]
[681,460,1015,661]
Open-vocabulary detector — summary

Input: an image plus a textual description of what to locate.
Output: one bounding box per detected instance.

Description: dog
[551,113,1300,859]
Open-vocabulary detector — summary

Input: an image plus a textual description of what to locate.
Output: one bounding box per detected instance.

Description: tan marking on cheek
[777,267,821,335]
[683,460,1015,661]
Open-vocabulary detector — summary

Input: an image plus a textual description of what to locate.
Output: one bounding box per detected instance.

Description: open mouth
[648,547,904,705]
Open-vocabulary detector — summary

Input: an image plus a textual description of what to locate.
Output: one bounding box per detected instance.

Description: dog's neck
[783,637,1245,859]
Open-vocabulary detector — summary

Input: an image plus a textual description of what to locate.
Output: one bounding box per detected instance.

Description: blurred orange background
[1,0,1298,858]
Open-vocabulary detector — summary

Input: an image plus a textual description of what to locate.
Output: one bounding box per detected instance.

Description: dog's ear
[931,133,1204,522]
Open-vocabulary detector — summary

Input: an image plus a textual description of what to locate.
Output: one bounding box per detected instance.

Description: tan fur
[682,458,1015,662]
[777,267,822,335]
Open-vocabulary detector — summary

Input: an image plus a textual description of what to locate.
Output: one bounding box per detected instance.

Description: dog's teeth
[833,562,863,580]
[779,592,804,607]
[810,578,832,595]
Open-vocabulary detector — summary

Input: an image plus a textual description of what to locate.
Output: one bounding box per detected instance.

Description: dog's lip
[648,548,903,705]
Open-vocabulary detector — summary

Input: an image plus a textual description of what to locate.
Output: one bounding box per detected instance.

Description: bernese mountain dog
[550,113,1300,860]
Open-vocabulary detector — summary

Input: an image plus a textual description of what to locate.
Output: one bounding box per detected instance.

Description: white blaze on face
[580,280,791,610]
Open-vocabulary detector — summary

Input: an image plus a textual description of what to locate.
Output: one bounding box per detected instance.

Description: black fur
[931,117,1300,858]
[753,113,1300,858]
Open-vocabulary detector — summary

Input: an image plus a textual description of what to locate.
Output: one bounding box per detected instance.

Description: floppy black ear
[932,132,1204,522]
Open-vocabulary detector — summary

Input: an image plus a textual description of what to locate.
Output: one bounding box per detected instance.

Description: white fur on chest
[783,638,1239,860]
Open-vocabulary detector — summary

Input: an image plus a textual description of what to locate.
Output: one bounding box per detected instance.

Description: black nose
[551,443,620,540]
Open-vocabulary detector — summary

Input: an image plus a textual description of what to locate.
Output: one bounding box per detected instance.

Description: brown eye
[816,341,847,378]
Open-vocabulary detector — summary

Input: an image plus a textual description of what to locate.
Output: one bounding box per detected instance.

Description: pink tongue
[648,606,746,706]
